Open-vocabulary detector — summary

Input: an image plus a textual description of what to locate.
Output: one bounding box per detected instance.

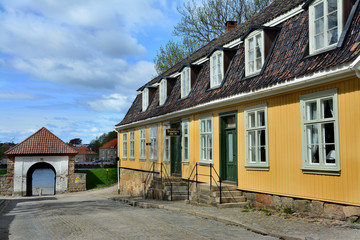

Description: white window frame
[209,50,224,88]
[181,67,191,98]
[139,128,146,160]
[142,88,149,111]
[150,125,158,161]
[309,0,343,55]
[182,119,189,163]
[163,123,170,163]
[300,89,340,175]
[244,104,269,170]
[245,30,265,77]
[199,115,213,164]
[129,130,135,160]
[122,132,127,160]
[159,79,167,106]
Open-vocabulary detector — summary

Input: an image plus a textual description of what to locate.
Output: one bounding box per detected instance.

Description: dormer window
[142,88,149,111]
[309,0,343,54]
[159,79,167,106]
[210,50,223,88]
[181,67,191,98]
[245,30,264,76]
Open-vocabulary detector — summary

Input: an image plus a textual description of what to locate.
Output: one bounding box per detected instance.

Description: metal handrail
[187,163,198,201]
[160,162,173,200]
[186,163,223,204]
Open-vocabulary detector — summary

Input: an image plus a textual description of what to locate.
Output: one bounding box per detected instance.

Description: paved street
[0,193,276,240]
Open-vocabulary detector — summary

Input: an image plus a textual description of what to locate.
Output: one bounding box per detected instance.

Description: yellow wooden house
[116,0,360,217]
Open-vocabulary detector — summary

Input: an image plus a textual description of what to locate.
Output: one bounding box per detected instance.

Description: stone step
[164,186,188,192]
[215,196,246,203]
[212,190,243,198]
[167,194,188,201]
[216,202,249,208]
[198,183,238,192]
[163,182,188,187]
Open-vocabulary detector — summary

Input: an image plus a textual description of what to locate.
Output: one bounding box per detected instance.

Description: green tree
[153,0,272,74]
[89,131,117,154]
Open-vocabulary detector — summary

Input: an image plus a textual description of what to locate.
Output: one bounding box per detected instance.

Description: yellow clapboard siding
[119,76,360,206]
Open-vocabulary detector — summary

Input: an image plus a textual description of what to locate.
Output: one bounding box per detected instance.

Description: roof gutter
[115,62,357,131]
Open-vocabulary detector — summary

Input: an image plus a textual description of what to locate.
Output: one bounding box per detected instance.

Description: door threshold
[221,180,237,185]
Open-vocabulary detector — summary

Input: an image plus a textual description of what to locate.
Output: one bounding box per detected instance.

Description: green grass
[0,170,6,175]
[75,168,117,190]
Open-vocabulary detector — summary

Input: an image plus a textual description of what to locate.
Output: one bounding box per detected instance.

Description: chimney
[225,21,237,33]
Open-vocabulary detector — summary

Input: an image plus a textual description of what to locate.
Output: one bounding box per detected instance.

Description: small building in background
[99,138,117,162]
[73,146,97,162]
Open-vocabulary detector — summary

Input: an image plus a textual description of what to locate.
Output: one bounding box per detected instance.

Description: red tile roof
[99,138,117,149]
[73,146,97,155]
[5,127,78,156]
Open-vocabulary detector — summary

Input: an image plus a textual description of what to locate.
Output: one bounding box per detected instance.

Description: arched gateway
[4,127,79,196]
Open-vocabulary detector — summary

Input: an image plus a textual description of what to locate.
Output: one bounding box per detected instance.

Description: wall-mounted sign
[166,128,181,136]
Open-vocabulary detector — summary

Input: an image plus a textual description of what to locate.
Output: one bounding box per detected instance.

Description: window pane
[325,144,336,164]
[315,33,324,49]
[315,18,324,35]
[315,3,324,19]
[328,28,338,45]
[306,101,317,120]
[201,120,205,132]
[323,122,335,144]
[322,98,333,118]
[249,131,256,148]
[249,61,254,73]
[328,0,337,13]
[207,119,212,132]
[257,111,265,126]
[259,129,266,146]
[327,11,338,30]
[249,147,256,163]
[259,146,266,162]
[248,112,255,128]
[184,137,189,159]
[307,124,318,144]
[256,34,262,58]
[307,124,319,164]
[201,135,206,159]
[228,133,233,162]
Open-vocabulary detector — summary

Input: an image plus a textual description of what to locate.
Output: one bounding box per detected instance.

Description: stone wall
[120,168,154,197]
[0,157,14,196]
[244,191,360,221]
[68,173,87,192]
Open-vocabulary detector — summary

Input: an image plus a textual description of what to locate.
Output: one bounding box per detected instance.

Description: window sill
[245,166,269,171]
[163,160,170,164]
[139,158,146,162]
[182,161,189,165]
[150,159,157,162]
[301,168,340,176]
[129,158,135,161]
[122,158,127,161]
[242,71,261,81]
[308,45,337,58]
[199,162,213,166]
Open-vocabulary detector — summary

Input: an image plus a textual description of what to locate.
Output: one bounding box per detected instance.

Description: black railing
[143,162,174,201]
[187,163,223,204]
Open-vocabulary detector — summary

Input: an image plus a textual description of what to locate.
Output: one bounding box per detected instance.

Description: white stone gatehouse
[4,127,79,196]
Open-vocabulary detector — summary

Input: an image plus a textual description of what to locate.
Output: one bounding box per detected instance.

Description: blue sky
[0,0,183,144]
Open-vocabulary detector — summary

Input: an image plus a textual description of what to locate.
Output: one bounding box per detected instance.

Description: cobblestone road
[0,194,277,240]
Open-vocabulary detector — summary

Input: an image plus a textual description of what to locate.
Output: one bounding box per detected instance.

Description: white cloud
[88,94,133,112]
[0,91,36,100]
[0,0,161,91]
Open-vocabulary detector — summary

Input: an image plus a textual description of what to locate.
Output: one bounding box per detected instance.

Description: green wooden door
[225,129,237,182]
[171,136,181,175]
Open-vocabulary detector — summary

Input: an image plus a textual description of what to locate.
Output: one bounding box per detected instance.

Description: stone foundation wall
[68,173,86,192]
[244,191,360,221]
[0,175,12,196]
[120,168,154,197]
[0,157,14,196]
